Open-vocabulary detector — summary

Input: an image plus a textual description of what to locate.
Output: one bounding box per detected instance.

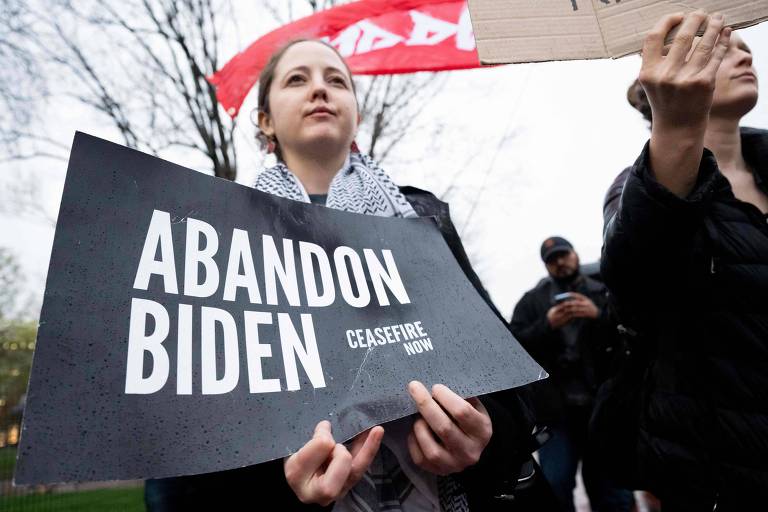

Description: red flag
[209,0,479,117]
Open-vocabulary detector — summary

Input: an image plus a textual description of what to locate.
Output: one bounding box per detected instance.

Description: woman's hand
[284,420,384,505]
[640,11,729,129]
[406,381,492,476]
[639,11,731,197]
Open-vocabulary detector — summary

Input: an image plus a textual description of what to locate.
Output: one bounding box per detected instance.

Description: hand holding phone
[547,295,574,329]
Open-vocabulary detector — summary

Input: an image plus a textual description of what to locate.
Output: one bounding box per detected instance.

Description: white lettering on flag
[327,8,474,58]
[407,11,459,46]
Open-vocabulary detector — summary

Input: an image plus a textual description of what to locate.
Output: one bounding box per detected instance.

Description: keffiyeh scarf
[254,151,417,219]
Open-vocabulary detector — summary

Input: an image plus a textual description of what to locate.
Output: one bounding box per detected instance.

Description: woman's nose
[736,49,753,69]
[309,76,329,101]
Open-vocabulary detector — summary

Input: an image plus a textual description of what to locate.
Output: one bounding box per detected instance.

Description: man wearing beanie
[509,237,633,512]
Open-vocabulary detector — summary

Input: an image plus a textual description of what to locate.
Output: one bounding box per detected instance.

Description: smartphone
[553,292,575,305]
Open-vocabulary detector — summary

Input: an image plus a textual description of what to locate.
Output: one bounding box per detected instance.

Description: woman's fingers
[431,384,491,441]
[314,419,333,439]
[346,426,384,487]
[309,443,353,505]
[284,420,342,504]
[643,12,685,65]
[666,10,708,65]
[407,381,491,474]
[702,27,732,78]
[348,426,383,459]
[466,396,483,409]
[689,13,724,69]
[285,421,336,486]
[411,418,460,475]
[407,429,429,470]
[285,422,385,505]
[408,381,466,447]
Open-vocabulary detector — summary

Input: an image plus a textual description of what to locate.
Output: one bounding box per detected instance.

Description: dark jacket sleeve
[602,142,721,314]
[509,291,556,361]
[603,167,631,228]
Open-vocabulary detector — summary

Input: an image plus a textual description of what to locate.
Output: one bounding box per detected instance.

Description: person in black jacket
[510,238,633,512]
[602,11,768,510]
[146,38,557,511]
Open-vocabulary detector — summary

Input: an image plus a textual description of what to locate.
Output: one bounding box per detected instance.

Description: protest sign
[467,0,768,64]
[14,133,545,485]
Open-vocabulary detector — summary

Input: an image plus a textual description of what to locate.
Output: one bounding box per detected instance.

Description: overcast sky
[1,10,767,320]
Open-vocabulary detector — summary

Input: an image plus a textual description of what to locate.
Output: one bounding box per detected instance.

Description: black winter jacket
[509,275,616,423]
[146,187,551,511]
[601,127,768,497]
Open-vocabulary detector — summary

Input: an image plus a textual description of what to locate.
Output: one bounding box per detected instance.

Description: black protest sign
[15,133,545,485]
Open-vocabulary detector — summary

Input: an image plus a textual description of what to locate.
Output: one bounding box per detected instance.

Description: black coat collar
[741,126,768,195]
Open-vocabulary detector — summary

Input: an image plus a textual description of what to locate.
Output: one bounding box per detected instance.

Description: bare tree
[0,172,57,226]
[3,0,446,182]
[3,0,238,179]
[0,0,58,160]
[356,73,446,162]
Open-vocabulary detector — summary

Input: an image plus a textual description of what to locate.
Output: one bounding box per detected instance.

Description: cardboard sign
[467,0,768,64]
[14,133,545,485]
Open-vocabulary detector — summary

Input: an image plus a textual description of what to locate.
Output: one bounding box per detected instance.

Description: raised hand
[639,11,731,197]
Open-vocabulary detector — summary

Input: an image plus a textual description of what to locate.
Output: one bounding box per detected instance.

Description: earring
[350,140,360,153]
[266,137,276,154]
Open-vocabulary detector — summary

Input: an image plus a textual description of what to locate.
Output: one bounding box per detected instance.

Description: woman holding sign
[252,39,553,512]
[601,10,768,510]
[145,40,554,511]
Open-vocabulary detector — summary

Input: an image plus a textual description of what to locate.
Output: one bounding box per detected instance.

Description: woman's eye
[330,76,347,87]
[287,75,305,84]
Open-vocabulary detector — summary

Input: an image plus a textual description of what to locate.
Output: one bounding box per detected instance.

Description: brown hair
[254,39,357,159]
[627,78,652,125]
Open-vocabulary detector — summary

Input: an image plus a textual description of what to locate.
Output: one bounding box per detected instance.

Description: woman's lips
[306,107,335,118]
[734,71,757,81]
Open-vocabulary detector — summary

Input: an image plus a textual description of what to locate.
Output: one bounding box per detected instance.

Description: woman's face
[711,34,758,119]
[259,41,358,159]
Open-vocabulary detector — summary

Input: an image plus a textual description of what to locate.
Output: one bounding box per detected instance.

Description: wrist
[650,118,708,145]
[648,126,706,198]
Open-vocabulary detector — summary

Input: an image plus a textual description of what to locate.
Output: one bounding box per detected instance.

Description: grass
[0,445,144,511]
[0,447,17,481]
[0,487,144,512]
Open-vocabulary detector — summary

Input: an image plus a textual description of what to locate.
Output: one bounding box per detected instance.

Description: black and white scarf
[254,151,417,219]
[254,152,470,511]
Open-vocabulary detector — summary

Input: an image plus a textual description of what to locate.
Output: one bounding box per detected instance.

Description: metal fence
[0,327,145,511]
[0,431,144,511]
